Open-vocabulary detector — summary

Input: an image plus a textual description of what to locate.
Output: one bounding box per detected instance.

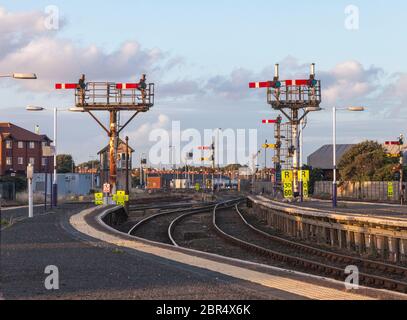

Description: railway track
[129,199,243,244]
[129,202,215,212]
[212,203,407,294]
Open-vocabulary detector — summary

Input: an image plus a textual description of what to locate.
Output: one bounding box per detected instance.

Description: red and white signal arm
[103,183,111,194]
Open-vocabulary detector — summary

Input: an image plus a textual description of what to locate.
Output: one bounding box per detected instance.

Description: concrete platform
[249,196,407,263]
[69,206,407,300]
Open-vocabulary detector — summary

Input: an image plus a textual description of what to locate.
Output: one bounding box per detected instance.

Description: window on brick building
[18,157,24,165]
[29,158,35,165]
[18,141,24,149]
[29,142,35,149]
[6,157,12,165]
[6,140,12,149]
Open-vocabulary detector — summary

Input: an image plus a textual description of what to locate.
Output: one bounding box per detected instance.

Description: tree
[338,141,398,182]
[303,165,326,195]
[0,176,27,192]
[77,160,100,171]
[57,154,75,173]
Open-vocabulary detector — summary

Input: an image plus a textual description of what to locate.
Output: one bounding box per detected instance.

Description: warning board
[301,170,310,199]
[282,170,293,183]
[282,170,293,199]
[301,170,310,183]
[103,183,111,194]
[113,191,129,206]
[94,193,104,205]
[262,144,277,149]
[303,182,309,198]
[388,183,394,198]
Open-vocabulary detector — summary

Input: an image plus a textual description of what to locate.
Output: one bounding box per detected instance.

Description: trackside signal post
[56,74,154,201]
[250,64,322,199]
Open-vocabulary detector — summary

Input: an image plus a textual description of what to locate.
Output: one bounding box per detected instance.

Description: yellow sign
[282,170,293,198]
[195,183,201,192]
[94,193,104,205]
[113,191,129,206]
[388,183,394,198]
[301,170,310,183]
[262,144,277,149]
[282,170,293,183]
[283,182,293,198]
[387,154,401,158]
[303,182,309,199]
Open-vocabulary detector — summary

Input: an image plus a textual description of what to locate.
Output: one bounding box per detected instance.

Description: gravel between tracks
[169,205,407,290]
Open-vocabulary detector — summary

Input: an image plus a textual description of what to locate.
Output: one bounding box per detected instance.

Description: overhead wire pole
[56,74,154,203]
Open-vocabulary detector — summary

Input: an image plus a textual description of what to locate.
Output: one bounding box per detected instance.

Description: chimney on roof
[35,125,40,135]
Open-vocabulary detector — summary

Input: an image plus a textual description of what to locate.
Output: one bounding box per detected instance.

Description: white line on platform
[1,204,43,211]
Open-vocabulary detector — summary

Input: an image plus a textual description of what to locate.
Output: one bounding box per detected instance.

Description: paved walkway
[0,205,305,300]
[1,204,403,300]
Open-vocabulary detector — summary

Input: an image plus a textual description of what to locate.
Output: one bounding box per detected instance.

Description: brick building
[0,123,53,176]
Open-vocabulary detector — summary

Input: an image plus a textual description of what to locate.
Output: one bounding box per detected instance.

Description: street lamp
[0,73,37,80]
[332,106,366,208]
[26,105,79,207]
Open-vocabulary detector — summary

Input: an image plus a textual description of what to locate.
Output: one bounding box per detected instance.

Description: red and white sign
[55,83,78,90]
[385,141,400,146]
[284,79,309,86]
[249,79,310,88]
[262,120,278,124]
[116,83,139,90]
[249,81,273,89]
[103,183,111,194]
[198,146,211,151]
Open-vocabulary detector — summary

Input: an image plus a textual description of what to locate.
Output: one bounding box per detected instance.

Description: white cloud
[320,60,383,105]
[125,114,170,148]
[0,6,56,57]
[0,6,180,93]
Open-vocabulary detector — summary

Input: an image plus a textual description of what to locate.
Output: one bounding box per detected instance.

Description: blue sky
[6,0,406,74]
[1,1,407,165]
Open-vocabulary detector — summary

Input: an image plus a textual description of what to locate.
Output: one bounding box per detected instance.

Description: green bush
[0,176,27,192]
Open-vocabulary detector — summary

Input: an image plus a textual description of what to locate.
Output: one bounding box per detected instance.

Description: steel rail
[168,199,244,247]
[212,204,407,294]
[128,199,242,237]
[234,205,407,278]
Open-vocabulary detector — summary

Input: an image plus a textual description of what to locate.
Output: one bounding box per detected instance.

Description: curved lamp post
[26,106,82,207]
[0,73,37,80]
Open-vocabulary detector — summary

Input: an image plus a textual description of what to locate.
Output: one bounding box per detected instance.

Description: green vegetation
[77,160,100,170]
[303,165,326,194]
[57,154,75,173]
[338,141,400,183]
[1,219,9,227]
[0,176,27,192]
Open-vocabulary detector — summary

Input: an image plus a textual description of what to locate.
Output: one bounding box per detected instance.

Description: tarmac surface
[0,204,311,300]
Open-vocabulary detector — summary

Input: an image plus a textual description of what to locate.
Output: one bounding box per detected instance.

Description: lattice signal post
[56,74,154,195]
[250,64,322,198]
